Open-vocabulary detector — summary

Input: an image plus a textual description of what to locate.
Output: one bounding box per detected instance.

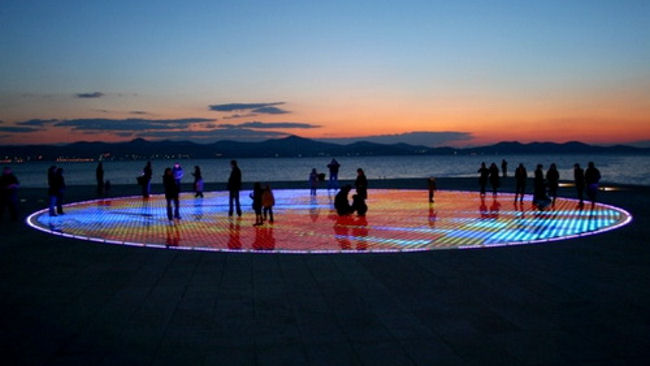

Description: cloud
[320,131,473,147]
[251,106,289,114]
[129,111,149,115]
[209,102,290,114]
[137,128,287,142]
[15,119,59,127]
[76,92,104,98]
[218,121,321,129]
[0,126,41,133]
[223,113,257,120]
[54,118,215,132]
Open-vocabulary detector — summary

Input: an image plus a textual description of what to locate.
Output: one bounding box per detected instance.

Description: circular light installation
[26,189,631,253]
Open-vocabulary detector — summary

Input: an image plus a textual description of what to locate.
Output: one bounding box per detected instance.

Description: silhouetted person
[574,163,585,205]
[96,162,104,195]
[585,161,601,205]
[327,158,340,190]
[262,184,275,223]
[335,185,354,215]
[546,163,560,205]
[501,159,508,178]
[47,165,57,216]
[172,162,183,187]
[352,194,367,216]
[514,163,527,203]
[478,162,489,195]
[489,162,500,196]
[141,161,152,198]
[427,177,437,203]
[54,167,65,215]
[227,160,242,217]
[309,168,319,196]
[0,167,19,221]
[250,182,263,226]
[533,164,549,209]
[355,168,368,200]
[192,166,204,198]
[163,168,180,220]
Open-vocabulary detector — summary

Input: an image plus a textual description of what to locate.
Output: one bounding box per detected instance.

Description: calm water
[7,154,650,188]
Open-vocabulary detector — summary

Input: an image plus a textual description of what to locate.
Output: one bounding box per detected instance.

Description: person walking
[227,160,242,217]
[514,163,527,203]
[47,165,57,216]
[354,168,368,200]
[533,164,549,208]
[427,177,437,203]
[250,182,263,226]
[54,167,66,215]
[192,166,204,198]
[327,158,340,190]
[574,163,585,205]
[141,161,152,198]
[163,168,181,220]
[309,168,319,196]
[585,161,601,206]
[0,167,19,221]
[546,163,560,205]
[262,184,275,223]
[172,162,183,187]
[489,163,500,196]
[96,162,104,195]
[478,162,489,196]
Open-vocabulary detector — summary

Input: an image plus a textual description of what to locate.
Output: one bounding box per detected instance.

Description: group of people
[334,168,368,216]
[481,160,602,208]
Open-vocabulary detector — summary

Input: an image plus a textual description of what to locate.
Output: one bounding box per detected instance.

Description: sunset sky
[1,0,649,147]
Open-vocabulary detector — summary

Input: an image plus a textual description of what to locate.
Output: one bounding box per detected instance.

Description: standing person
[227,160,242,217]
[427,177,437,203]
[501,159,508,178]
[514,163,527,203]
[574,163,585,205]
[327,158,340,190]
[96,162,104,195]
[163,168,181,220]
[250,182,263,226]
[172,162,184,187]
[354,168,368,200]
[489,163,500,196]
[54,167,66,215]
[47,165,57,216]
[0,167,19,221]
[477,162,489,196]
[192,166,204,198]
[142,161,152,198]
[262,184,275,223]
[533,164,548,208]
[584,161,601,206]
[309,168,319,196]
[546,163,560,205]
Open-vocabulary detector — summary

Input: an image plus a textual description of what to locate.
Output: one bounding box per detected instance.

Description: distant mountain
[1,136,648,162]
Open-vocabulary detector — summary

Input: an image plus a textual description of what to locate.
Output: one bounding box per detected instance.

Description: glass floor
[26,189,632,253]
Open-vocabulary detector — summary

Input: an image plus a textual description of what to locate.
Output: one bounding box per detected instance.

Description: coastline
[2,178,649,364]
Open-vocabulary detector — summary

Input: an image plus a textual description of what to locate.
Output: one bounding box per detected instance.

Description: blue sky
[1,0,649,145]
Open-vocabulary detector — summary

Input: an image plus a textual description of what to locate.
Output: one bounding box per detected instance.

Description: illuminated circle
[26,189,632,253]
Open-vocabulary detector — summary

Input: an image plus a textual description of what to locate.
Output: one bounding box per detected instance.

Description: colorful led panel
[26,189,632,253]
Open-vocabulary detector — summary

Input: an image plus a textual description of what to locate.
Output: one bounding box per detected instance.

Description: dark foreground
[1,178,649,365]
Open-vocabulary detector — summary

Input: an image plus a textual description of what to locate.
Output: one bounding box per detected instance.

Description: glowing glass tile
[26,189,632,253]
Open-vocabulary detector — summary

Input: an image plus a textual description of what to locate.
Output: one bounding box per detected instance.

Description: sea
[6,154,650,188]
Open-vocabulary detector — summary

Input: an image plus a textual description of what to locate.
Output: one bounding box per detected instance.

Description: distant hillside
[1,136,648,162]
